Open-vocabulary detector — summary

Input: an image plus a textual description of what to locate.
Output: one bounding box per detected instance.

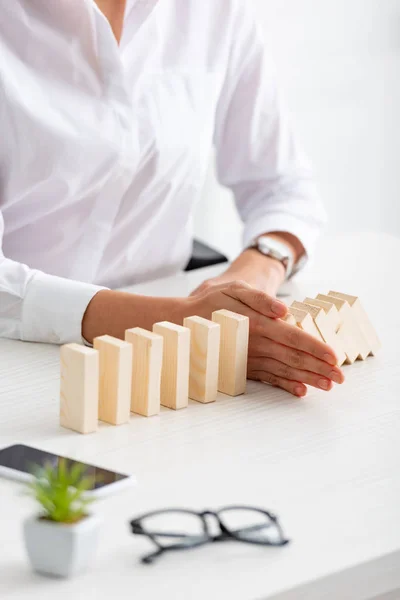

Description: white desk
[0,233,399,600]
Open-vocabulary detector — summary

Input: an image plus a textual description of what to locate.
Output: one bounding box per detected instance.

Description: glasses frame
[129,505,290,564]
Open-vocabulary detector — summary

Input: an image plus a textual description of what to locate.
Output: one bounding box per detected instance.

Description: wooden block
[60,344,99,434]
[288,306,324,342]
[316,294,370,363]
[93,335,132,426]
[212,310,249,396]
[152,322,190,410]
[291,300,322,316]
[296,300,347,366]
[183,316,220,404]
[328,291,381,356]
[125,328,163,417]
[304,297,341,331]
[283,313,297,326]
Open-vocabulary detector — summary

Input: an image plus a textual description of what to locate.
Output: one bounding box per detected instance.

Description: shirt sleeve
[0,213,105,345]
[214,0,327,257]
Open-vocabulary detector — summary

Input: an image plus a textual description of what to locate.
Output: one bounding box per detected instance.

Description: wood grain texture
[1,233,400,600]
[153,322,190,410]
[125,328,163,417]
[317,294,370,363]
[328,291,381,356]
[288,306,324,341]
[304,297,341,331]
[294,300,347,366]
[183,316,220,404]
[93,335,132,426]
[59,343,99,434]
[212,309,249,396]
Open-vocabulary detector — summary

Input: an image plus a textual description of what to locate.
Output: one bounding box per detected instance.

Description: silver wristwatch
[249,235,304,280]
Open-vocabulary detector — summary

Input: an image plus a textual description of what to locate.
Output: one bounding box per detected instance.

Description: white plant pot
[23,514,101,578]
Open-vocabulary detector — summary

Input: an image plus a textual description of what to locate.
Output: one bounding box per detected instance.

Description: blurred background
[194,0,400,259]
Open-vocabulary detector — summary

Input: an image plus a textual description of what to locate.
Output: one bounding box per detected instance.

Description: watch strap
[250,236,296,280]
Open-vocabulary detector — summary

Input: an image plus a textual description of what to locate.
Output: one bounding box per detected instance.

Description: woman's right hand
[82,282,344,398]
[186,280,345,397]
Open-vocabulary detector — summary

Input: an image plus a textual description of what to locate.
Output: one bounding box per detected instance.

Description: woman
[0,0,344,395]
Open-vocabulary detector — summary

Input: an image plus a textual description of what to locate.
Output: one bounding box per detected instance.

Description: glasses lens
[139,511,208,548]
[218,508,284,544]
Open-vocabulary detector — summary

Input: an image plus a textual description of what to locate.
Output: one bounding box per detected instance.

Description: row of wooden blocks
[60,310,250,434]
[285,291,380,364]
[60,291,380,435]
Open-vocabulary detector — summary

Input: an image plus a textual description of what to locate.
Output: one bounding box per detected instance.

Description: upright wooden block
[183,316,220,404]
[316,294,370,363]
[93,335,132,426]
[125,328,163,417]
[211,310,249,397]
[288,306,324,342]
[293,300,346,366]
[60,344,99,434]
[152,322,190,410]
[328,291,381,356]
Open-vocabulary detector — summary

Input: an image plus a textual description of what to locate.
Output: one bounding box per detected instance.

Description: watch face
[258,238,288,261]
[258,239,273,255]
[254,236,302,279]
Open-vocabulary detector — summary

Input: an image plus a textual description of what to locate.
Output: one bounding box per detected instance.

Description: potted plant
[24,459,101,578]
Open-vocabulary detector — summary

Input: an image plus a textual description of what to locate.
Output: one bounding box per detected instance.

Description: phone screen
[0,444,128,490]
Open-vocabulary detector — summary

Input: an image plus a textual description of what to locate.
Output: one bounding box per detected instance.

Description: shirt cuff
[242,213,322,260]
[21,271,107,345]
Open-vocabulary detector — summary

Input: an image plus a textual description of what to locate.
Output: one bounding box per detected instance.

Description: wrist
[260,232,305,264]
[245,248,286,278]
[226,249,285,287]
[82,289,113,344]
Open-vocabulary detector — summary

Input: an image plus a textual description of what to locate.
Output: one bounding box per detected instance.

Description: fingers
[249,357,334,391]
[249,336,345,383]
[223,280,287,319]
[248,369,308,398]
[193,279,338,367]
[252,317,338,366]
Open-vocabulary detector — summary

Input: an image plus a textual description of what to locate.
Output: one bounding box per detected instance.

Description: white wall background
[194,0,400,259]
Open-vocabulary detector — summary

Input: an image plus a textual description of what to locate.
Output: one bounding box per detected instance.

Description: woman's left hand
[191,250,285,298]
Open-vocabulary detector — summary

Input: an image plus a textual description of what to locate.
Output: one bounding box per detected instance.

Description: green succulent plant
[28,459,95,524]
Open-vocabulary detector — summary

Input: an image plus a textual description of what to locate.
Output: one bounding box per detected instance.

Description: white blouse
[0,0,325,344]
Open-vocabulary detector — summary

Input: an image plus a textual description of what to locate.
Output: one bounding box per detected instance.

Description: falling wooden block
[288,306,324,342]
[183,316,220,404]
[125,328,163,417]
[153,322,190,410]
[93,335,132,426]
[293,300,347,366]
[60,344,99,434]
[316,294,370,363]
[283,313,297,326]
[212,310,249,396]
[304,297,341,331]
[328,291,381,356]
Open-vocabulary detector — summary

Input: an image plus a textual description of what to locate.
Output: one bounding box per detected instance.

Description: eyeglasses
[129,505,290,564]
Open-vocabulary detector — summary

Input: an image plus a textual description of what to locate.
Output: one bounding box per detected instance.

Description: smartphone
[0,444,135,498]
